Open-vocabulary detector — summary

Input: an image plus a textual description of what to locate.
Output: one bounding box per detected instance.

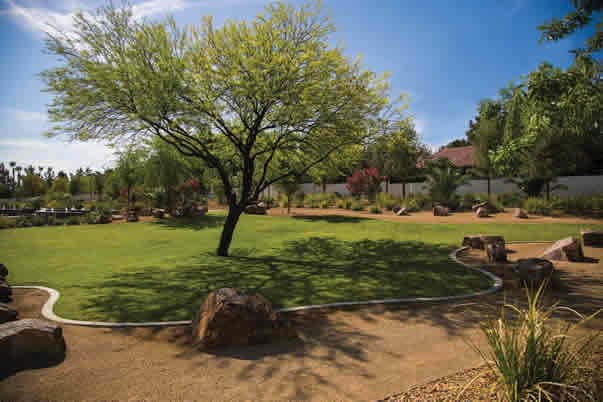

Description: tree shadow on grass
[79,237,491,325]
[290,215,369,224]
[150,215,225,230]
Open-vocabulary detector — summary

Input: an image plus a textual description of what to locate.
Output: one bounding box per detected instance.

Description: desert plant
[376,192,398,210]
[498,192,524,208]
[0,216,16,229]
[65,216,81,225]
[320,199,329,209]
[403,198,420,212]
[369,205,382,214]
[351,202,364,211]
[523,197,553,216]
[425,159,469,208]
[464,285,601,401]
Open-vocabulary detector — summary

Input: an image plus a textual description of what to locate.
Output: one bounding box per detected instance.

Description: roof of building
[417,145,475,168]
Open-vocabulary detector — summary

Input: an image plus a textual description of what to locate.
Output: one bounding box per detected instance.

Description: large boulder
[480,235,505,248]
[513,208,528,219]
[514,258,554,288]
[0,263,7,278]
[126,209,139,222]
[152,208,166,219]
[462,235,484,249]
[540,237,584,262]
[433,204,449,216]
[581,230,603,247]
[486,241,507,263]
[192,288,295,349]
[0,319,66,375]
[0,281,12,303]
[392,205,408,216]
[472,201,493,212]
[0,304,18,324]
[245,204,267,215]
[476,207,489,218]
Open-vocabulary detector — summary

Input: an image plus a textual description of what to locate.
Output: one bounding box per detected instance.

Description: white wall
[262,175,603,198]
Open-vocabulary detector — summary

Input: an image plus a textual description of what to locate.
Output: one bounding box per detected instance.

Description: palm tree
[425,159,470,208]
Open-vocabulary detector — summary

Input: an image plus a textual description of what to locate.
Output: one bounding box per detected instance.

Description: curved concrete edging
[12,246,505,328]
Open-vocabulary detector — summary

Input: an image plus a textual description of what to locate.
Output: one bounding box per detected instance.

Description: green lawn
[2,213,599,322]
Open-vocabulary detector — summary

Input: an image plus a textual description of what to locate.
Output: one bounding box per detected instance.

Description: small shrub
[65,216,81,225]
[498,192,523,208]
[294,200,305,208]
[86,211,100,224]
[376,192,398,210]
[524,197,552,216]
[351,202,364,211]
[369,205,382,214]
[30,215,46,226]
[467,285,601,401]
[0,216,16,229]
[16,216,33,228]
[460,193,476,210]
[320,200,329,209]
[404,193,431,210]
[403,198,420,212]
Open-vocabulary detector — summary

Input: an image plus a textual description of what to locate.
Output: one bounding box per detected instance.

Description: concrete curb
[12,246,505,328]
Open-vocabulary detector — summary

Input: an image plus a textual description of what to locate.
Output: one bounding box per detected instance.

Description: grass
[2,212,601,322]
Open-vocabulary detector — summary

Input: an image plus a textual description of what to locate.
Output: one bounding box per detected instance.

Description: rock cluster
[540,237,584,262]
[581,230,603,247]
[513,208,528,219]
[245,204,267,215]
[433,204,449,216]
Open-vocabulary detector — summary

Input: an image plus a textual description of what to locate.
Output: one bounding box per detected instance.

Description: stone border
[13,247,503,328]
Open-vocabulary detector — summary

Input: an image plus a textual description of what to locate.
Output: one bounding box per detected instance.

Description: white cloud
[0,138,116,172]
[3,0,201,37]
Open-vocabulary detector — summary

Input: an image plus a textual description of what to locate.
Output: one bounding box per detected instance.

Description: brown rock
[433,205,449,216]
[476,207,489,218]
[462,235,484,249]
[581,230,603,247]
[480,235,505,248]
[192,288,295,349]
[245,204,267,215]
[0,304,18,323]
[472,201,490,211]
[126,210,139,222]
[152,208,165,219]
[0,281,12,303]
[0,263,7,278]
[0,318,66,375]
[514,258,554,287]
[486,241,507,263]
[513,208,528,219]
[540,237,584,262]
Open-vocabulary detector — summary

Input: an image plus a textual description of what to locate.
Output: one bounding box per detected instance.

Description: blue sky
[0,0,590,172]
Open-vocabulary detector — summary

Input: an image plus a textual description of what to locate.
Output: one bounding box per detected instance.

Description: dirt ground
[1,243,602,400]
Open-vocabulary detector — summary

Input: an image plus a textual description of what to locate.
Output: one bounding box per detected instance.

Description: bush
[468,285,600,401]
[369,205,382,214]
[523,197,553,216]
[475,193,504,213]
[376,192,398,210]
[403,198,420,212]
[460,193,476,210]
[336,198,353,209]
[15,216,33,228]
[320,200,329,209]
[498,192,523,208]
[0,216,16,229]
[404,193,431,210]
[86,211,100,224]
[65,216,81,225]
[351,202,364,211]
[30,215,46,226]
[552,194,603,216]
[304,194,320,208]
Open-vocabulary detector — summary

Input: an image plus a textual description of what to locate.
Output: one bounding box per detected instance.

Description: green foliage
[336,197,353,209]
[368,205,382,214]
[320,200,329,209]
[65,216,81,226]
[425,159,469,208]
[0,216,16,229]
[498,192,524,208]
[351,202,364,211]
[403,193,431,211]
[460,193,477,210]
[523,197,553,216]
[376,192,398,210]
[468,285,601,401]
[551,194,603,216]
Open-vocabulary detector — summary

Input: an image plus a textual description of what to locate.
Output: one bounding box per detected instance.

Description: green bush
[475,193,504,212]
[320,200,329,209]
[65,216,81,225]
[30,215,46,226]
[460,193,476,210]
[404,193,431,210]
[369,205,382,214]
[0,216,16,229]
[351,202,364,211]
[336,198,353,209]
[16,216,33,228]
[552,194,603,216]
[403,198,420,212]
[86,211,100,224]
[498,192,523,208]
[523,197,553,216]
[468,285,600,401]
[376,192,398,210]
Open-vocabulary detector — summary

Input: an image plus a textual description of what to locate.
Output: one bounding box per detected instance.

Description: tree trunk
[546,181,550,201]
[287,194,291,215]
[217,205,243,257]
[402,182,406,199]
[487,176,491,199]
[385,180,389,193]
[321,180,326,193]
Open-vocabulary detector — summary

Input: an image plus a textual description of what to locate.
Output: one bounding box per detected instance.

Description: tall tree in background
[115,148,144,210]
[308,144,363,193]
[42,2,397,256]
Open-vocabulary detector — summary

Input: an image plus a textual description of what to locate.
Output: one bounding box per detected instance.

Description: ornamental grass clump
[464,285,601,401]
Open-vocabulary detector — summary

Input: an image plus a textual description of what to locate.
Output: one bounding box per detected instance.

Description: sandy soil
[2,242,602,400]
[268,207,603,225]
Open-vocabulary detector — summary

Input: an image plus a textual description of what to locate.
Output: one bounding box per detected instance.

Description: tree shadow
[79,237,491,324]
[290,215,369,224]
[150,215,225,231]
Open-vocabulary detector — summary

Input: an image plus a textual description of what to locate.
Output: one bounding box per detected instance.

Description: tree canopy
[42,1,401,255]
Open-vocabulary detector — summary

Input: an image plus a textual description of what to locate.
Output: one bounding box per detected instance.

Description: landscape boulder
[581,230,603,247]
[486,241,507,263]
[476,207,489,218]
[152,208,166,219]
[245,204,267,215]
[392,205,408,216]
[0,304,17,324]
[472,201,493,212]
[433,204,449,216]
[0,263,7,278]
[0,319,66,375]
[191,288,295,349]
[257,201,269,210]
[0,281,12,303]
[462,235,484,249]
[514,258,554,288]
[392,205,401,214]
[513,208,528,219]
[126,209,139,222]
[540,237,584,262]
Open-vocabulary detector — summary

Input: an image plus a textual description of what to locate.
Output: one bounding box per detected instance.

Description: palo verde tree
[42,2,395,256]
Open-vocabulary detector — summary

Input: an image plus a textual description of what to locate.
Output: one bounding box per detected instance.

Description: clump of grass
[369,205,382,214]
[463,285,601,401]
[351,202,364,211]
